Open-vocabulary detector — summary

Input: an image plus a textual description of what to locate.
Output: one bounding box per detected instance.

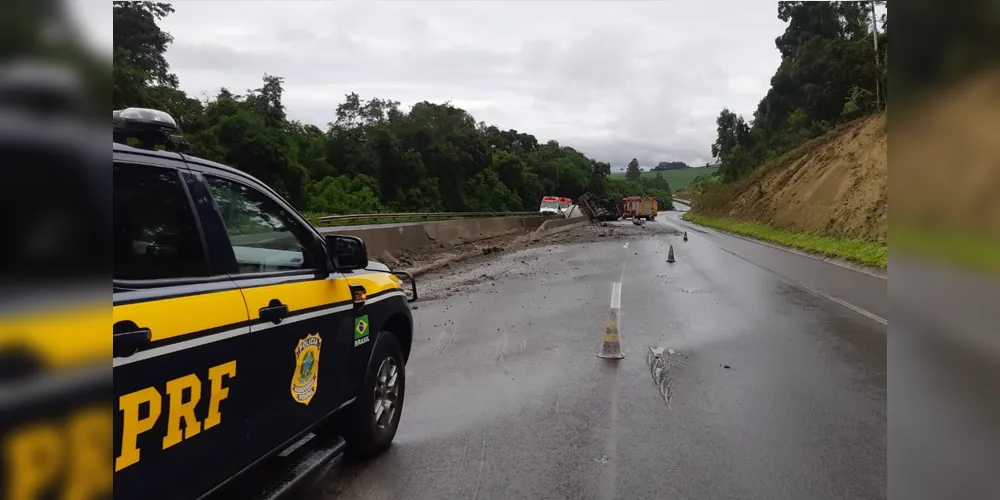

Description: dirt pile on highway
[696,112,887,243]
[380,222,649,275]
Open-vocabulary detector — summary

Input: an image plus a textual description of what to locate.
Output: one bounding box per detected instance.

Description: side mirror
[392,271,418,302]
[326,235,368,271]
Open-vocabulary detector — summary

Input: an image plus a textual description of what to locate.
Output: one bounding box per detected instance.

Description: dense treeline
[653,161,691,171]
[112,2,673,215]
[709,1,888,184]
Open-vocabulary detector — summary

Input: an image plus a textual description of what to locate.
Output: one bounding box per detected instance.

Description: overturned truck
[577,192,622,222]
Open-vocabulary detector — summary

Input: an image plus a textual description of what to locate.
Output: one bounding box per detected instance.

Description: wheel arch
[381,312,412,363]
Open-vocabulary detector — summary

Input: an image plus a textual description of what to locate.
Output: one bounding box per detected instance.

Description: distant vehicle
[622,196,657,221]
[539,196,573,216]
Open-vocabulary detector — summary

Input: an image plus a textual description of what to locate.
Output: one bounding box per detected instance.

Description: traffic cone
[683,231,688,241]
[598,309,624,359]
[666,245,675,263]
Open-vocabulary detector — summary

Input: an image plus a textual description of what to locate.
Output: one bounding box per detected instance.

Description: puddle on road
[646,346,688,408]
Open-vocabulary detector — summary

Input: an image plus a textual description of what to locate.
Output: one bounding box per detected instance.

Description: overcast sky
[126,1,787,169]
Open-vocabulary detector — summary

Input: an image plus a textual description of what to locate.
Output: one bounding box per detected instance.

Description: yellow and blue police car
[112,108,417,499]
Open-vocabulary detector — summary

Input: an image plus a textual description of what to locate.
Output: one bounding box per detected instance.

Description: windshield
[540,201,559,209]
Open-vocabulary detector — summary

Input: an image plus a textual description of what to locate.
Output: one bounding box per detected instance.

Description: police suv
[113,108,417,499]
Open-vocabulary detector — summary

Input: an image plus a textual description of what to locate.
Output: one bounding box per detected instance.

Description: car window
[204,175,318,274]
[114,162,210,281]
[3,146,105,284]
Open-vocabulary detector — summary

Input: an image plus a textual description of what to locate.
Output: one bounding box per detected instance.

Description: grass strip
[891,226,1000,275]
[682,213,887,269]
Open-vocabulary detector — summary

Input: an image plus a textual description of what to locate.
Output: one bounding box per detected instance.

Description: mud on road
[403,221,653,302]
[324,214,885,500]
[378,221,657,282]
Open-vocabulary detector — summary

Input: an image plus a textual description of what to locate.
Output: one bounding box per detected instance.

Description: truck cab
[622,196,657,221]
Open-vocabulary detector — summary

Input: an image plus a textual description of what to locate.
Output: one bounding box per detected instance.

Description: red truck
[621,196,658,221]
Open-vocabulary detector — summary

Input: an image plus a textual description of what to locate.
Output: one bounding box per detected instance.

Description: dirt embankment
[891,70,1000,238]
[695,113,887,244]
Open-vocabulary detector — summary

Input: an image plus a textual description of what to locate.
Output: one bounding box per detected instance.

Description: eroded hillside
[696,113,887,244]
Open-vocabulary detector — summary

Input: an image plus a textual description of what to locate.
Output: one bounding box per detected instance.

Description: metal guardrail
[316,211,551,224]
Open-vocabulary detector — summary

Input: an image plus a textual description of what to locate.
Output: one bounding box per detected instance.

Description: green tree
[709,1,888,184]
[646,171,673,194]
[625,158,641,181]
[113,2,623,217]
[113,1,179,109]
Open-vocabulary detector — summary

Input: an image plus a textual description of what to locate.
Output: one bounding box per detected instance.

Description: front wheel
[344,332,406,459]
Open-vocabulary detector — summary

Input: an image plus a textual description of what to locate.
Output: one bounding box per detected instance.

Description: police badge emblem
[291,333,322,405]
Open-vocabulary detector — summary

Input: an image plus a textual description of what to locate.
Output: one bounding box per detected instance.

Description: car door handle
[260,299,289,324]
[113,321,152,358]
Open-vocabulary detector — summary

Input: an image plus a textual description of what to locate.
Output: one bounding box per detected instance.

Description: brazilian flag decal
[354,314,370,340]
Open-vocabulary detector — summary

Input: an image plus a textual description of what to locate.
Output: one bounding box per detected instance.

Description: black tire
[344,331,406,459]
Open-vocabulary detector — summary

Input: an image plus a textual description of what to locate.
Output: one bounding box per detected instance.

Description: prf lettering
[4,406,111,500]
[115,360,236,472]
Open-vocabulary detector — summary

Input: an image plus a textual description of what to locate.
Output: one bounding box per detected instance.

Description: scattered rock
[723,365,731,369]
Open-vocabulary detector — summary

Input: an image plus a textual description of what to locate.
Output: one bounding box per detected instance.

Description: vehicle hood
[365,260,392,273]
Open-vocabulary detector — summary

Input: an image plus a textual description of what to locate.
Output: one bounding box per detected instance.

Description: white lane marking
[670,213,886,325]
[676,215,886,280]
[799,282,887,325]
[610,282,622,310]
[715,246,887,326]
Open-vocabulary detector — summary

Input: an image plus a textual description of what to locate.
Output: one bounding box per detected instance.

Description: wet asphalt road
[324,211,887,500]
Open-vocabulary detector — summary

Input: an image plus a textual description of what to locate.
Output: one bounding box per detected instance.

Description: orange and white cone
[667,245,676,263]
[683,231,688,241]
[598,309,624,359]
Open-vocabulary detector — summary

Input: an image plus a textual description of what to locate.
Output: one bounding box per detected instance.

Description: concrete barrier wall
[534,217,588,232]
[327,216,554,257]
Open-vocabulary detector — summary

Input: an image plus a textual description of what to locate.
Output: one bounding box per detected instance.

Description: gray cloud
[158,1,784,168]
